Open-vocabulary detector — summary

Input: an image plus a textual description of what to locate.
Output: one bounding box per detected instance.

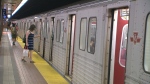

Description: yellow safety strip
[17,37,69,84]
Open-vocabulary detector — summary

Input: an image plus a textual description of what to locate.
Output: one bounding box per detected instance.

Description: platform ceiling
[10,0,82,19]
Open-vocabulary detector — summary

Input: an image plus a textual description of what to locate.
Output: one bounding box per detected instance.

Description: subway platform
[0,29,69,84]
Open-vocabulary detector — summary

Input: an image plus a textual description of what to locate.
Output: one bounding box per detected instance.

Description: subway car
[15,0,150,84]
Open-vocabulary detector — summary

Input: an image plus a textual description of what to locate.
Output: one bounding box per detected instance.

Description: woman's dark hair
[29,24,36,31]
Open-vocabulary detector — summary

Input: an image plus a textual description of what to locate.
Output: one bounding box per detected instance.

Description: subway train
[15,0,150,84]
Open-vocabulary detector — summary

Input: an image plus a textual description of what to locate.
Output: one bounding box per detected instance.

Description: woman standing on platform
[11,23,18,45]
[22,24,39,63]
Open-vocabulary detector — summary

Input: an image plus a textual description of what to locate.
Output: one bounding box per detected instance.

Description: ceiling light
[7,15,11,18]
[34,17,39,19]
[12,0,28,16]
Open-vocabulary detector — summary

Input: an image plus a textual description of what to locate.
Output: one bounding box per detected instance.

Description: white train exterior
[16,0,150,84]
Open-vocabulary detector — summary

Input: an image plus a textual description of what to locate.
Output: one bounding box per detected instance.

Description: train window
[56,20,61,42]
[42,21,45,37]
[120,8,129,20]
[119,24,128,67]
[60,19,64,43]
[79,18,87,50]
[144,13,150,73]
[28,22,30,28]
[26,22,28,31]
[24,23,26,34]
[35,21,38,35]
[46,20,50,37]
[25,22,27,32]
[44,20,48,38]
[87,17,97,54]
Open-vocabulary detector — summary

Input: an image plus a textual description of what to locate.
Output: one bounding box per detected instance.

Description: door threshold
[65,75,72,81]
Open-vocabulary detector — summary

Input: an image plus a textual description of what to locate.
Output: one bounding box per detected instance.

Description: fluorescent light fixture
[34,17,39,19]
[12,0,28,16]
[7,15,11,18]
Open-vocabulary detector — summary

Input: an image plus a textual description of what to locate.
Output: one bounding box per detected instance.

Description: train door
[109,8,129,84]
[38,19,42,52]
[49,17,55,61]
[66,14,76,77]
[42,19,46,58]
[24,22,26,36]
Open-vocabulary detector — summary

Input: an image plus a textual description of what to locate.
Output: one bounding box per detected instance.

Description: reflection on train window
[60,19,64,43]
[56,20,61,42]
[79,18,87,50]
[87,17,97,54]
[119,24,128,67]
[144,13,150,73]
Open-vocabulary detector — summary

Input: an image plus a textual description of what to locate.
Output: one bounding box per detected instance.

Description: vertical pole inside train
[108,8,129,84]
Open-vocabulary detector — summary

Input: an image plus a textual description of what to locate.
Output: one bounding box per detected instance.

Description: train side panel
[51,13,68,74]
[72,4,105,84]
[126,0,150,84]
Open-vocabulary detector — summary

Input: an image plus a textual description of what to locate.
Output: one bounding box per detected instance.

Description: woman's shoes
[13,42,15,45]
[21,58,34,63]
[21,59,26,62]
[30,61,34,63]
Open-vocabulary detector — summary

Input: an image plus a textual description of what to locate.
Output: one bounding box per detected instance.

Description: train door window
[60,19,64,43]
[26,22,28,32]
[20,22,21,28]
[25,22,27,32]
[24,22,26,34]
[56,19,61,42]
[28,22,29,31]
[79,18,87,50]
[42,21,45,37]
[35,21,38,35]
[144,13,150,73]
[119,24,128,67]
[87,17,97,54]
[44,20,48,38]
[29,21,31,27]
[28,22,30,31]
[46,20,50,38]
[39,19,42,36]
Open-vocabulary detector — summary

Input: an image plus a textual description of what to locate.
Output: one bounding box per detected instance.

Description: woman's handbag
[23,46,29,56]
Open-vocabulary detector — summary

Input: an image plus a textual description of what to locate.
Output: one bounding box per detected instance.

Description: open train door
[109,8,129,84]
[65,14,76,78]
[38,19,42,52]
[49,17,55,62]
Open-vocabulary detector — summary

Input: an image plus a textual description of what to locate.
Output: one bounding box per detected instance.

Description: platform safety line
[17,37,69,84]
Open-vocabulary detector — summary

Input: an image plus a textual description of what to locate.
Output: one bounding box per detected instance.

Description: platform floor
[0,30,69,84]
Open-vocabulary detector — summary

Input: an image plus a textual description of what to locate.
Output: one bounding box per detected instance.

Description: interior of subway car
[108,7,129,84]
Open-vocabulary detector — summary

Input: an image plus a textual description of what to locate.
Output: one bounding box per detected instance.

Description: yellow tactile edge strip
[17,37,69,84]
